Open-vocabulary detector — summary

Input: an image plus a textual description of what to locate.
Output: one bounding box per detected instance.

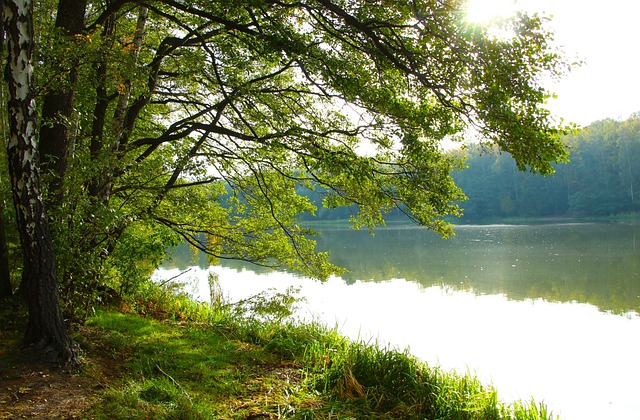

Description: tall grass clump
[129,273,304,325]
[127,280,225,324]
[304,337,492,418]
[504,399,560,420]
[302,334,557,419]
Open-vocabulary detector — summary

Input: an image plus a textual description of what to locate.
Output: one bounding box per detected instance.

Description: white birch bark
[2,0,75,363]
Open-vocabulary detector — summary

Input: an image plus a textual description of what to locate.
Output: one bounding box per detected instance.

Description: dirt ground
[0,302,110,420]
[0,361,96,419]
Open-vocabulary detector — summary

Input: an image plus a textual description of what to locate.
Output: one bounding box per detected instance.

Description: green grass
[75,282,560,419]
[84,311,327,419]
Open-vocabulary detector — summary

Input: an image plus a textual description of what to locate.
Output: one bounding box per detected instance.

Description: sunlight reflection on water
[153,265,640,420]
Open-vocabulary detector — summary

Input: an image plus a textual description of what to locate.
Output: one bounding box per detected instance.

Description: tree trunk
[89,5,147,203]
[38,0,86,205]
[88,11,115,202]
[113,6,147,142]
[2,0,76,363]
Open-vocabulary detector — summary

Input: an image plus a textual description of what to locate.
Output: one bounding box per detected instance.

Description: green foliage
[96,378,207,420]
[225,285,305,323]
[22,0,571,318]
[562,115,640,215]
[452,145,569,220]
[505,399,559,420]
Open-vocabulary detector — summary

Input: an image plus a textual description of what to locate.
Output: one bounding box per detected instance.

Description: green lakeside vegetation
[4,113,640,418]
[1,281,558,419]
[0,1,626,418]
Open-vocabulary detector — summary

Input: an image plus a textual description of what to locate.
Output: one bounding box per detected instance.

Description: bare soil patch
[0,300,120,420]
[0,361,96,419]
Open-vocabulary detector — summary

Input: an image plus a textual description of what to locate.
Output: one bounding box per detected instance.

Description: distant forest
[299,114,640,222]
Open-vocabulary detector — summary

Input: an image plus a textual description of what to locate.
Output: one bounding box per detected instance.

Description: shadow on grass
[86,311,316,419]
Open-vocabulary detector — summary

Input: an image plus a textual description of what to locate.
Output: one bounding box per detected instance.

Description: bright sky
[466,0,640,127]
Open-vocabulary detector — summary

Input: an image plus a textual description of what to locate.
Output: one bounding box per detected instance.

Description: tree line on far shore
[295,114,640,223]
[455,114,640,220]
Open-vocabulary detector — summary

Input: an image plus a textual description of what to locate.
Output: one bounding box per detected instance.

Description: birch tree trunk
[2,0,75,363]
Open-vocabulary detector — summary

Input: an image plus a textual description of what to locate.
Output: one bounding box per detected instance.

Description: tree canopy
[2,0,569,359]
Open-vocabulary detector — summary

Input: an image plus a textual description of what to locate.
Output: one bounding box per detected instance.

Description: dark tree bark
[89,5,147,203]
[38,0,86,205]
[88,10,116,202]
[2,0,76,363]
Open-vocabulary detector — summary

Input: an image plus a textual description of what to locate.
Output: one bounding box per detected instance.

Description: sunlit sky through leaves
[465,0,640,127]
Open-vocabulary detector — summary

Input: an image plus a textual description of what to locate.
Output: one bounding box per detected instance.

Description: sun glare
[465,0,517,24]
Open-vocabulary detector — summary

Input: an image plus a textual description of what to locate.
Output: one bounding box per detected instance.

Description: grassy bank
[1,283,558,419]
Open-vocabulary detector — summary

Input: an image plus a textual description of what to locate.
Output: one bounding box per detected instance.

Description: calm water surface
[157,223,640,420]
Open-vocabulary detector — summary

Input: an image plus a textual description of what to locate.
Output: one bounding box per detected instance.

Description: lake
[156,222,640,420]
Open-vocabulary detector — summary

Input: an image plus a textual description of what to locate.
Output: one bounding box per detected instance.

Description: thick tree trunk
[38,0,86,205]
[2,0,75,363]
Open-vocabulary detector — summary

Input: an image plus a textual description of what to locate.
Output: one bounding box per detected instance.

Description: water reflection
[163,223,640,315]
[153,265,640,420]
[158,223,640,420]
